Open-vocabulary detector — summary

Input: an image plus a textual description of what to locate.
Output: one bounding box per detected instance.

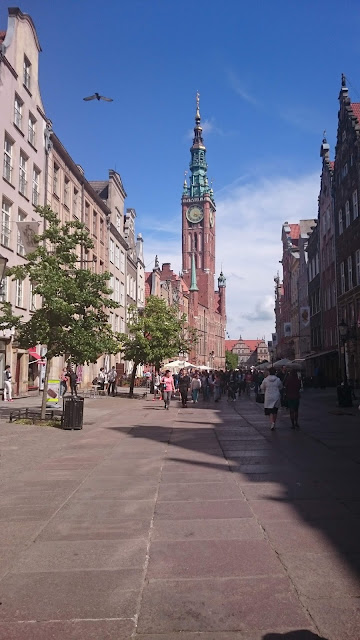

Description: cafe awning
[305,349,338,360]
[28,347,43,362]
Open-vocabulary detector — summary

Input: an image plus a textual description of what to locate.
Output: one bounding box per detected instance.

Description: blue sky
[3,0,360,338]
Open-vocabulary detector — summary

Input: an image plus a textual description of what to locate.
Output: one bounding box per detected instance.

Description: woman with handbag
[260,367,283,431]
[161,369,175,410]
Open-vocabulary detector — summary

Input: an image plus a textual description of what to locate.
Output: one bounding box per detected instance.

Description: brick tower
[181,94,226,368]
[182,93,217,309]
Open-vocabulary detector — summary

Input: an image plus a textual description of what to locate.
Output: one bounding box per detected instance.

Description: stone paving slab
[0,393,359,638]
[136,576,312,633]
[0,619,135,640]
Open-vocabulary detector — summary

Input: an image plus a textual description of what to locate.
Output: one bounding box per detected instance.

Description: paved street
[0,391,359,639]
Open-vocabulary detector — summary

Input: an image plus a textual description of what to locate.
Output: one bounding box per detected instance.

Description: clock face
[186,205,203,224]
[209,210,214,227]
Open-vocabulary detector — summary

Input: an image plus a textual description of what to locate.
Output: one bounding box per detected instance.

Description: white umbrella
[273,358,292,369]
[165,360,194,370]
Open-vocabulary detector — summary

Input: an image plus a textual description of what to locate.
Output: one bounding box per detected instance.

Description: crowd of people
[152,365,302,431]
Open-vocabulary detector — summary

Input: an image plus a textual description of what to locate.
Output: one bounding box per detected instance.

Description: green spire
[189,253,199,291]
[188,92,212,199]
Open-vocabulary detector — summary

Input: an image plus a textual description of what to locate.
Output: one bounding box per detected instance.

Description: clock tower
[182,93,216,308]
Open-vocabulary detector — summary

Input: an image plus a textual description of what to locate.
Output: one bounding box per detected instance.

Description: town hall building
[146,95,226,369]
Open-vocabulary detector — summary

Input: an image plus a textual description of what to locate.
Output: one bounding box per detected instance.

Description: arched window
[188,233,192,251]
[198,233,202,251]
[194,233,197,250]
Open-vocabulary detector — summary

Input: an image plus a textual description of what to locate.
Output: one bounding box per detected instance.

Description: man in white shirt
[3,365,13,402]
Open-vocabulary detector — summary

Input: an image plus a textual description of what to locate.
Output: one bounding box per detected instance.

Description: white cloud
[226,69,259,106]
[144,172,319,341]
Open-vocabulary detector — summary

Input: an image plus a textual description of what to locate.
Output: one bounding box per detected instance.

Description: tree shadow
[110,391,360,594]
[263,632,328,640]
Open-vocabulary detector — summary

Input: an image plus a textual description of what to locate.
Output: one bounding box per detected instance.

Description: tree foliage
[0,206,121,416]
[119,295,197,395]
[225,349,238,370]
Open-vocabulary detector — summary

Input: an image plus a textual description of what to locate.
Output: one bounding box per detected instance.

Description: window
[73,188,79,217]
[120,316,125,333]
[84,201,90,227]
[115,278,120,302]
[3,136,13,182]
[109,312,113,330]
[353,190,358,219]
[356,250,360,285]
[115,245,120,269]
[63,177,70,208]
[53,163,59,196]
[114,315,119,332]
[120,250,125,273]
[345,200,351,227]
[348,255,353,290]
[120,282,125,305]
[15,279,23,307]
[28,114,36,146]
[29,282,36,311]
[109,238,114,263]
[19,152,27,196]
[339,210,343,234]
[109,275,114,296]
[100,218,104,243]
[93,211,97,236]
[0,276,8,303]
[1,198,11,247]
[14,95,23,129]
[342,163,348,178]
[116,212,121,232]
[340,261,345,294]
[17,210,26,255]
[23,56,31,90]
[32,167,40,206]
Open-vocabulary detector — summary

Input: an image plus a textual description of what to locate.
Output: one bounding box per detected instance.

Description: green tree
[0,206,121,418]
[119,295,197,396]
[225,349,238,370]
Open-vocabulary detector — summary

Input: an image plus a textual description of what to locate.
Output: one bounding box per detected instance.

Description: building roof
[225,338,264,352]
[351,102,360,121]
[145,272,152,298]
[289,223,300,240]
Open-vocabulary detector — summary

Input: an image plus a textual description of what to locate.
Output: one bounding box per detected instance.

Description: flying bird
[83,93,113,102]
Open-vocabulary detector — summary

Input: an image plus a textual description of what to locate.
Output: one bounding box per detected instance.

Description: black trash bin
[62,396,84,430]
[337,384,352,408]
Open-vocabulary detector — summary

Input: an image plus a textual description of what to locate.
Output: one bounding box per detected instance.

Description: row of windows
[338,190,358,233]
[3,135,41,204]
[1,197,31,255]
[339,250,360,294]
[308,254,320,282]
[109,238,125,272]
[109,276,125,306]
[13,92,37,148]
[0,275,36,311]
[108,313,125,333]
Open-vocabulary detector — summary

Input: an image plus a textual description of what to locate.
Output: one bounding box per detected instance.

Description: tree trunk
[40,357,51,420]
[129,361,137,397]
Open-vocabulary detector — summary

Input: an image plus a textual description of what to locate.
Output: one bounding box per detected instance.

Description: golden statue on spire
[196,91,200,119]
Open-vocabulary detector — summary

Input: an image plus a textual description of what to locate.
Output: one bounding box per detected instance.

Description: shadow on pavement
[263,631,328,639]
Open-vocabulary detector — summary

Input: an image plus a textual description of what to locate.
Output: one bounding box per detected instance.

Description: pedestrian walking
[3,365,13,402]
[214,372,222,402]
[60,367,68,397]
[107,366,117,396]
[161,369,175,409]
[284,369,302,429]
[153,372,161,401]
[98,367,106,391]
[65,367,78,396]
[191,372,201,403]
[178,369,191,407]
[260,367,283,431]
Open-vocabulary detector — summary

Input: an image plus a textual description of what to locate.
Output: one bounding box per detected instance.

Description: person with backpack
[260,367,283,431]
[3,365,13,402]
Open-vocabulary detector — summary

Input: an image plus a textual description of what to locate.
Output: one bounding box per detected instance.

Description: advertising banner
[300,307,310,328]
[271,333,278,347]
[46,379,60,407]
[16,221,39,255]
[284,322,292,338]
